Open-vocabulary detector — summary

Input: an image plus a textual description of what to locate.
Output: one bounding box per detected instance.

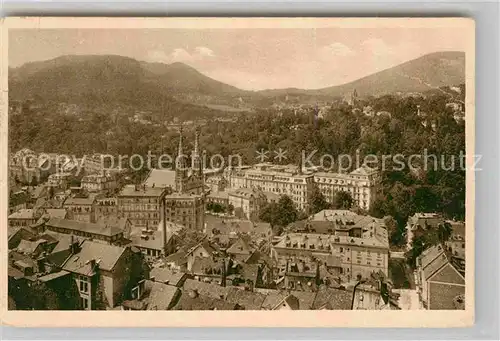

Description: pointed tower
[192,126,202,176]
[175,125,188,193]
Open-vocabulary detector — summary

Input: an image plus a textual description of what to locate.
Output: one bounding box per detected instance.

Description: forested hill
[9,54,259,110]
[258,51,465,98]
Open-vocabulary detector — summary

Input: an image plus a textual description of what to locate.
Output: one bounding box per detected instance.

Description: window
[79,276,89,293]
[80,297,89,310]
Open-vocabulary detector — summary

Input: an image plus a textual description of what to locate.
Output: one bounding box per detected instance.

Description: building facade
[313,165,379,211]
[272,210,390,285]
[227,188,267,220]
[226,163,314,211]
[81,174,117,193]
[63,194,99,223]
[117,185,166,230]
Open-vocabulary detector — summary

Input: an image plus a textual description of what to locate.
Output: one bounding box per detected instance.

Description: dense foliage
[10,89,466,243]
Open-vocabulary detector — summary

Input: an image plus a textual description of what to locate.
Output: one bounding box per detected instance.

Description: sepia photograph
[1,17,475,327]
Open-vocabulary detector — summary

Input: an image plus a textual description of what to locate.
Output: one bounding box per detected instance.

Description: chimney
[70,235,79,254]
[90,259,96,269]
[221,258,226,287]
[162,198,168,253]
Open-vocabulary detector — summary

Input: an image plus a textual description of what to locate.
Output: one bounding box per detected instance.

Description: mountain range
[9,51,465,109]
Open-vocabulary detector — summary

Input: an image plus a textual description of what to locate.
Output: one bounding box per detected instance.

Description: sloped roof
[8,209,37,220]
[150,268,186,286]
[182,279,231,300]
[16,239,45,254]
[227,237,254,256]
[164,249,187,265]
[146,282,180,310]
[312,286,352,310]
[63,240,127,275]
[174,291,237,310]
[225,288,266,310]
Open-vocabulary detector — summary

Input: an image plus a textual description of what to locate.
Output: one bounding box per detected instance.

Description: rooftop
[46,217,124,237]
[146,281,180,310]
[8,209,37,220]
[144,169,176,189]
[63,194,98,206]
[63,240,127,275]
[150,268,186,286]
[118,185,166,197]
[275,231,388,250]
[312,286,353,310]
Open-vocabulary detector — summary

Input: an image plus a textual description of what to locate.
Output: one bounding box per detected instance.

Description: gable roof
[146,282,180,310]
[62,240,127,275]
[276,295,300,310]
[226,237,254,256]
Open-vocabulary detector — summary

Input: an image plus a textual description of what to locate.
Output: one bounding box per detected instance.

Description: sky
[9,27,467,90]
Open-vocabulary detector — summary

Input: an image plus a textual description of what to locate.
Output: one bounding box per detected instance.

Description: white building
[226,163,314,211]
[81,174,117,193]
[313,165,379,211]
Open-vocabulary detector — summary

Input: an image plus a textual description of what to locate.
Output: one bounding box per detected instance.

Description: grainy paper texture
[1,17,474,327]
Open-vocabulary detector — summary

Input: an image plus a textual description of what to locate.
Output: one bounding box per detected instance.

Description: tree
[332,191,354,210]
[310,185,330,214]
[259,195,298,228]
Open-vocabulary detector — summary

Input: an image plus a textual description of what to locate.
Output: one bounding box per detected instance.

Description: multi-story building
[415,244,465,310]
[226,163,314,211]
[405,213,444,251]
[272,210,389,285]
[205,176,227,194]
[44,217,125,245]
[8,208,43,228]
[313,165,379,211]
[164,193,205,231]
[47,173,72,189]
[81,174,117,193]
[62,240,147,310]
[94,197,118,221]
[63,193,99,223]
[117,185,166,230]
[227,188,267,220]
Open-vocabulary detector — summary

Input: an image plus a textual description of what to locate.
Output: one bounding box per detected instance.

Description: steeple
[192,126,202,176]
[175,125,187,193]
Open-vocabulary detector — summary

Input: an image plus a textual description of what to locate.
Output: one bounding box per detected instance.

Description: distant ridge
[9,51,465,107]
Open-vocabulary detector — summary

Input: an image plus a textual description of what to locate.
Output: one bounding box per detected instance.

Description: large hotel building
[226,163,379,211]
[226,163,314,211]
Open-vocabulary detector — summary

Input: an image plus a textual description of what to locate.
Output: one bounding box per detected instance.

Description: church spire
[175,125,187,193]
[192,126,202,175]
[177,125,184,158]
